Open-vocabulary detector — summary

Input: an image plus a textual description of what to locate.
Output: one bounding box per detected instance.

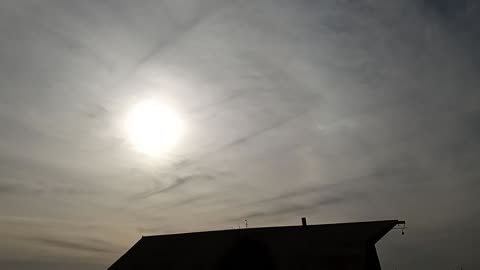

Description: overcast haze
[1,0,479,269]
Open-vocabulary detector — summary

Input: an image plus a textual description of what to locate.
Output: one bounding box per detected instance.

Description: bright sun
[125,100,184,156]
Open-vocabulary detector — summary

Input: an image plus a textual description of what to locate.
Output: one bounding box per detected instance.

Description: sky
[0,0,479,269]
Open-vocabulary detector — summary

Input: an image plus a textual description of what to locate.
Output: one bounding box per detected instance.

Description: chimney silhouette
[301,217,307,227]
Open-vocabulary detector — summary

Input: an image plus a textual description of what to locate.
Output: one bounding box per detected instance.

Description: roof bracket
[393,220,407,235]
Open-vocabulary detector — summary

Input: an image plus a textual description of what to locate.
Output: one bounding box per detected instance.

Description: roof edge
[107,237,144,270]
[369,220,405,244]
[141,219,403,239]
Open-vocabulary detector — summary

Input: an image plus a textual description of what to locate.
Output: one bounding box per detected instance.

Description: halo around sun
[125,100,183,156]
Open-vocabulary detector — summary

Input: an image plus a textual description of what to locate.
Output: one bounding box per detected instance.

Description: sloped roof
[108,220,402,270]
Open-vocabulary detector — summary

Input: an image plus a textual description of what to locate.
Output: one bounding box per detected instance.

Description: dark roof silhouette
[108,219,403,270]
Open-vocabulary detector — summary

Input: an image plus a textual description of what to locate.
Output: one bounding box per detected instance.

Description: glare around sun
[125,100,183,156]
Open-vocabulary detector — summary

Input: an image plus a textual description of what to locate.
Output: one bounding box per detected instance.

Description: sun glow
[125,100,183,156]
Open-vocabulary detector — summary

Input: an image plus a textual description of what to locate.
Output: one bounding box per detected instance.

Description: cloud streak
[33,237,117,254]
[130,173,215,200]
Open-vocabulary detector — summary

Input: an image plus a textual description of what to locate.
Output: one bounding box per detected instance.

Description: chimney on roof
[301,217,307,227]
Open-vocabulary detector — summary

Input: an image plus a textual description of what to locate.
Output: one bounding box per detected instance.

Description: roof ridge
[141,219,401,238]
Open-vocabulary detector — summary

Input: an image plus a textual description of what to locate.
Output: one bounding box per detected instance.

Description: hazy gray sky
[0,0,479,269]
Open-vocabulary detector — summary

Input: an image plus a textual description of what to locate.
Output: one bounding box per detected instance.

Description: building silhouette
[108,219,404,270]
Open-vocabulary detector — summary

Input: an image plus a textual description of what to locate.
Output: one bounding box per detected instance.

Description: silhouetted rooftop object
[301,217,307,227]
[108,219,405,270]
